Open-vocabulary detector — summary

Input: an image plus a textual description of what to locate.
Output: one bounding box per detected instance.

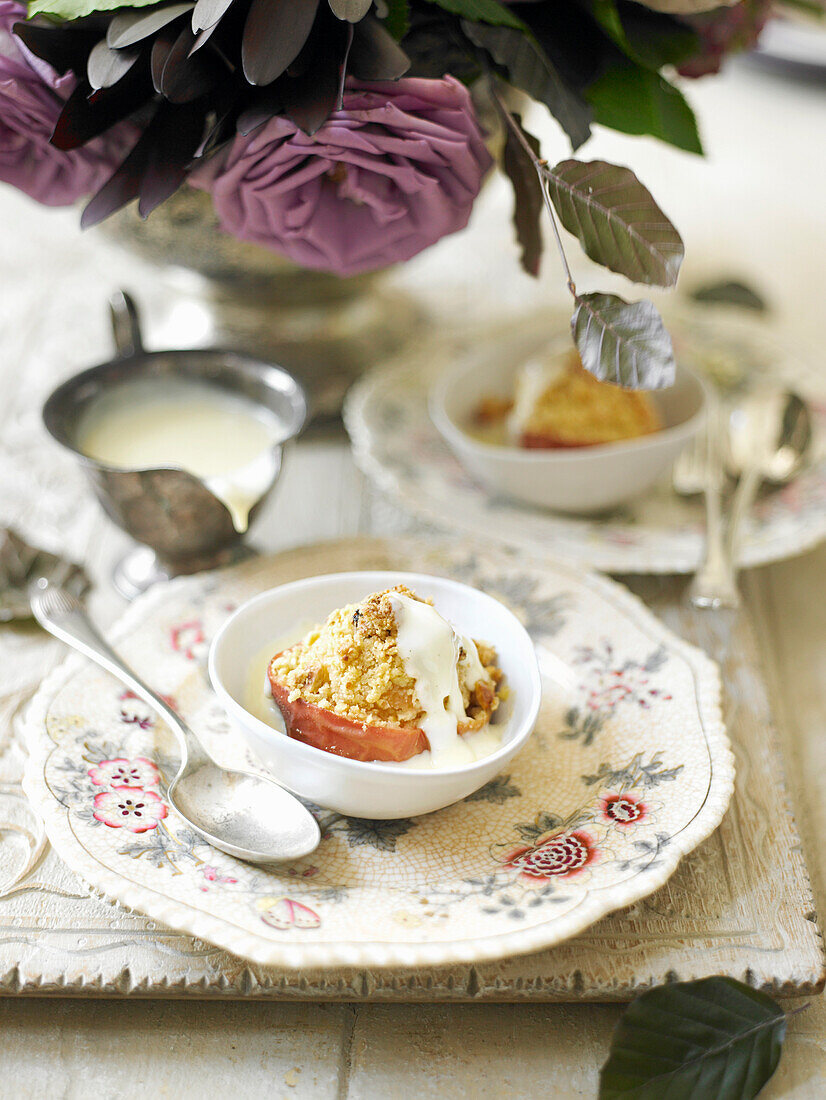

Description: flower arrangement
[0,0,795,383]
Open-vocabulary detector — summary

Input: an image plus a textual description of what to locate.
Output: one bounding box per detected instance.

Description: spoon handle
[725,462,763,566]
[30,581,209,769]
[689,404,740,611]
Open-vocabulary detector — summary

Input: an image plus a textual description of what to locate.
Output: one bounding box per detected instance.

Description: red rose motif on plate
[602,793,646,826]
[507,830,597,882]
[93,787,167,833]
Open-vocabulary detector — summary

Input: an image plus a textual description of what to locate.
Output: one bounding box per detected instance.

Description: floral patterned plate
[344,311,826,574]
[23,538,733,969]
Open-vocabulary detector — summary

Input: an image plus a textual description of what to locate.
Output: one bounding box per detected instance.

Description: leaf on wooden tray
[242,0,321,86]
[462,20,591,149]
[586,61,702,155]
[501,113,543,277]
[328,0,372,22]
[107,4,194,49]
[599,977,789,1100]
[546,159,683,287]
[571,292,675,390]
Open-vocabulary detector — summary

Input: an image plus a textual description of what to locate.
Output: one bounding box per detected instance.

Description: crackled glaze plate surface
[24,538,733,969]
[345,312,826,574]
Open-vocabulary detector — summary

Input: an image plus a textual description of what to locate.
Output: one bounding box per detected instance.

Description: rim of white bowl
[430,359,708,464]
[208,570,543,780]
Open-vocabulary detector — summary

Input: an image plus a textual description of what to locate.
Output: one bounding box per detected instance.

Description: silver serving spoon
[30,580,321,864]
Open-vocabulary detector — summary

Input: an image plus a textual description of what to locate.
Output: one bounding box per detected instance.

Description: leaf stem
[489,79,577,299]
[337,23,355,113]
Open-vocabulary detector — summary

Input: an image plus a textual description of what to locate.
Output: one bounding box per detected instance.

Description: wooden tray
[1,572,823,1001]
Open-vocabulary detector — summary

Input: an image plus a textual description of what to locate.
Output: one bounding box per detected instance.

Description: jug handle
[109,290,144,358]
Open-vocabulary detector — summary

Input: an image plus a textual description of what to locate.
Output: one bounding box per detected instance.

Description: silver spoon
[30,580,321,864]
[725,389,812,563]
[688,389,812,611]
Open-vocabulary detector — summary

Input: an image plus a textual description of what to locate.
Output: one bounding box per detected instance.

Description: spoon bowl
[168,763,321,864]
[727,389,812,486]
[30,580,320,865]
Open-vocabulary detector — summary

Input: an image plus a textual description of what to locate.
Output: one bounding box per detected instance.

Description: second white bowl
[431,335,706,515]
[209,571,542,819]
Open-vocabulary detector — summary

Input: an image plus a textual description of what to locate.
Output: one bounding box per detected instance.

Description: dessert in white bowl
[209,571,541,818]
[431,337,706,515]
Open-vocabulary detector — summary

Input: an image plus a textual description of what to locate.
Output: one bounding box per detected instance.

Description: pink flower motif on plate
[506,830,597,883]
[257,896,321,930]
[89,757,161,789]
[202,865,238,884]
[170,620,206,661]
[93,787,167,833]
[601,793,647,827]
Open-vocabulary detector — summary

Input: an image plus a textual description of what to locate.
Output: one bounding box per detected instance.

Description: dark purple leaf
[87,39,140,90]
[192,0,235,33]
[349,13,409,79]
[328,0,372,23]
[500,112,542,277]
[280,12,348,132]
[189,20,219,53]
[236,88,282,134]
[139,102,206,215]
[81,123,153,227]
[13,19,101,75]
[242,0,321,86]
[158,24,222,103]
[281,62,338,133]
[151,26,178,91]
[51,62,151,150]
[107,4,194,49]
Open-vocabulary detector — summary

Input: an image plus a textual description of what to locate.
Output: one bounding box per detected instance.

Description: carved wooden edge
[0,968,823,1002]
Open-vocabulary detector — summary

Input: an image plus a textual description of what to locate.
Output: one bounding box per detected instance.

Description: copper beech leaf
[599,977,789,1100]
[461,20,591,149]
[500,113,543,277]
[547,159,684,287]
[571,292,675,390]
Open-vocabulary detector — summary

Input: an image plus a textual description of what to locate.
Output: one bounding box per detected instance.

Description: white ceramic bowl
[209,571,542,819]
[431,335,707,515]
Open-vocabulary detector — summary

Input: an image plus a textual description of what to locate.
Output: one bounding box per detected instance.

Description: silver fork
[673,397,739,610]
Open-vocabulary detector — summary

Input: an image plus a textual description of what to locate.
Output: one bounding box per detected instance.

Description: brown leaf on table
[0,529,90,623]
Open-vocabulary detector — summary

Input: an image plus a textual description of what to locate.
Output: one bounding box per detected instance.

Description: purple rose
[191,77,492,276]
[0,2,133,206]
